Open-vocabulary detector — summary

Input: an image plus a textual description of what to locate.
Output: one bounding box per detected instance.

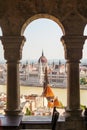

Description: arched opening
[0,27,4,62]
[20,15,67,116]
[0,27,6,114]
[80,24,87,108]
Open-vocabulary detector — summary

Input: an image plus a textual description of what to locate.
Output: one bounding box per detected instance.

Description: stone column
[61,35,87,119]
[0,36,25,115]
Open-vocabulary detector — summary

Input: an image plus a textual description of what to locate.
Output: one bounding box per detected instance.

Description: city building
[0,1,87,130]
[19,51,67,87]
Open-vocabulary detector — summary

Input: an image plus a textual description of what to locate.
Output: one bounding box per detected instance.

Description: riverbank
[0,85,87,106]
[1,83,87,90]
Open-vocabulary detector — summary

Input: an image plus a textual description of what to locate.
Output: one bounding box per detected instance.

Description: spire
[59,60,61,66]
[42,67,55,100]
[39,59,44,85]
[42,49,44,56]
[44,67,49,85]
[43,67,49,90]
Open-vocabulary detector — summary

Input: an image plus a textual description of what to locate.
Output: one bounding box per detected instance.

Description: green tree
[25,108,31,115]
[80,78,87,85]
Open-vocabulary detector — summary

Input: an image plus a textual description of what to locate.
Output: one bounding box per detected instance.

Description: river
[0,85,87,107]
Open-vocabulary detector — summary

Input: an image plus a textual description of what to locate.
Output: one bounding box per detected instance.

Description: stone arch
[21,13,65,62]
[21,14,65,36]
[20,14,66,110]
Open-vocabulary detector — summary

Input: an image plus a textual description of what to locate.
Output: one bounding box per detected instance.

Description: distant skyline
[0,19,87,62]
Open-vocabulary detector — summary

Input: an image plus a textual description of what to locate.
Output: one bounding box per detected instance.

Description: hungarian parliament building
[19,51,67,87]
[1,51,87,87]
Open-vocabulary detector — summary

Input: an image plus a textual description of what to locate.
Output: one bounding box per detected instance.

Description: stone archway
[21,14,65,36]
[20,14,66,113]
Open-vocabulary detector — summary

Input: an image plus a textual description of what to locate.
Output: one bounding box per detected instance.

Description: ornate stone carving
[0,0,78,36]
[61,35,87,60]
[15,0,76,19]
[0,36,25,61]
[1,0,87,37]
[61,10,86,35]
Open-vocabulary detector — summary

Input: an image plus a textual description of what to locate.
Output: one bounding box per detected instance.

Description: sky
[22,18,64,61]
[0,18,87,62]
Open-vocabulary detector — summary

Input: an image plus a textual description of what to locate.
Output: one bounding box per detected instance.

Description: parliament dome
[38,51,47,63]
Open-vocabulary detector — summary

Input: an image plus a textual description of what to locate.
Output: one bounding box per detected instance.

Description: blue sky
[0,19,87,62]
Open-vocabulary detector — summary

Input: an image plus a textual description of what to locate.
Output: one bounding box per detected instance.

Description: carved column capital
[61,35,87,61]
[0,36,26,61]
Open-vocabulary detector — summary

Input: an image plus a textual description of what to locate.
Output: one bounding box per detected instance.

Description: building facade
[19,52,67,87]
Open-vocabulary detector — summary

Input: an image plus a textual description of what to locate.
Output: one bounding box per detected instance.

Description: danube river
[0,85,87,107]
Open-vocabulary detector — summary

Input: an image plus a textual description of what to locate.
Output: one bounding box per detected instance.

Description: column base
[64,108,82,120]
[4,109,22,115]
